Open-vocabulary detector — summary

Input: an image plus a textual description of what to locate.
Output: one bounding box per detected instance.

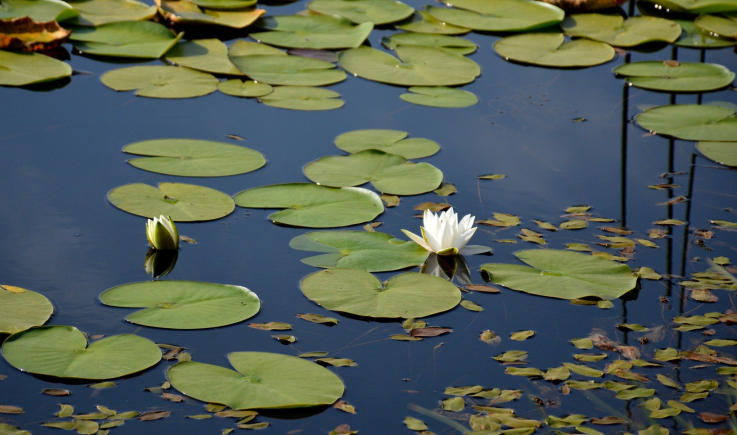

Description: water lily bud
[146,215,179,250]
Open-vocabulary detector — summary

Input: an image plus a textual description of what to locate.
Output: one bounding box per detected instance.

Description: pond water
[1,0,737,433]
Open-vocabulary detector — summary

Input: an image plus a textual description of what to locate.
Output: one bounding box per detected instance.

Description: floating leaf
[156,0,265,28]
[297,313,338,324]
[100,281,260,329]
[0,406,24,415]
[65,0,155,25]
[123,139,265,177]
[433,182,457,196]
[674,17,737,47]
[494,33,614,67]
[562,14,680,46]
[69,21,182,58]
[637,104,737,141]
[697,141,737,167]
[460,300,483,311]
[218,79,272,98]
[616,387,656,400]
[251,15,372,49]
[166,39,242,75]
[510,330,534,340]
[426,0,563,32]
[400,86,478,108]
[0,17,71,52]
[231,54,346,86]
[442,397,465,411]
[308,0,413,24]
[339,45,480,86]
[317,357,357,366]
[382,32,476,55]
[404,417,427,431]
[0,50,71,86]
[289,230,428,272]
[108,182,234,221]
[645,0,737,13]
[395,9,470,34]
[695,12,737,39]
[301,269,461,318]
[234,183,383,228]
[334,129,439,159]
[101,65,218,99]
[481,249,637,300]
[480,174,505,180]
[249,322,292,330]
[260,86,344,111]
[2,325,160,379]
[0,0,77,22]
[614,61,735,92]
[0,285,53,334]
[167,352,344,409]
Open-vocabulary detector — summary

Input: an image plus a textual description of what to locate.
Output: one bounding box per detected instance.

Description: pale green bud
[146,215,179,250]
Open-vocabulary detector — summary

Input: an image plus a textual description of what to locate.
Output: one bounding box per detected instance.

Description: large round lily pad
[304,150,443,195]
[674,18,737,47]
[695,12,737,38]
[260,86,344,111]
[697,141,737,166]
[167,352,344,409]
[395,9,471,34]
[0,285,53,335]
[290,231,429,271]
[233,183,383,228]
[123,139,266,177]
[334,129,439,159]
[0,0,78,23]
[480,250,637,300]
[251,15,373,49]
[231,54,346,86]
[636,104,737,141]
[166,39,243,76]
[561,14,681,47]
[382,32,477,55]
[1,325,161,379]
[100,281,260,329]
[100,66,219,99]
[64,0,157,26]
[307,0,414,24]
[156,0,266,28]
[339,45,480,86]
[494,33,615,67]
[426,0,564,32]
[301,269,461,318]
[613,61,735,92]
[69,21,183,59]
[401,86,478,108]
[108,182,235,221]
[218,79,273,97]
[0,50,71,86]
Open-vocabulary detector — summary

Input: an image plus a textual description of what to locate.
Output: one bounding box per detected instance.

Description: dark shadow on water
[17,78,71,92]
[258,405,328,420]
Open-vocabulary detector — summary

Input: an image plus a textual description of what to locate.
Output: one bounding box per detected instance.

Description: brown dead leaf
[699,412,729,423]
[0,17,71,52]
[330,424,358,435]
[696,230,714,239]
[161,393,183,402]
[409,327,451,337]
[589,333,620,352]
[0,405,23,414]
[139,411,170,421]
[226,134,244,141]
[333,401,356,414]
[601,227,632,235]
[618,346,641,360]
[414,202,450,212]
[162,347,185,360]
[658,196,688,206]
[42,389,70,396]
[663,60,679,67]
[465,284,500,293]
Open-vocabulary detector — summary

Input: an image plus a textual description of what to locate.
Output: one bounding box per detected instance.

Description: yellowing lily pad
[636,104,737,141]
[259,86,344,111]
[100,65,219,98]
[494,33,615,67]
[400,86,478,108]
[166,39,243,75]
[561,14,681,46]
[108,182,235,221]
[426,0,564,32]
[64,0,156,26]
[0,17,71,52]
[167,352,344,409]
[334,129,439,159]
[156,0,266,28]
[0,285,53,335]
[0,49,71,86]
[301,269,461,318]
[251,15,373,49]
[307,0,414,24]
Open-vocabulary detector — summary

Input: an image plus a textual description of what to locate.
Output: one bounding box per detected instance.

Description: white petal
[401,229,432,252]
[424,209,438,236]
[423,225,443,252]
[458,214,474,232]
[452,227,477,251]
[437,218,455,251]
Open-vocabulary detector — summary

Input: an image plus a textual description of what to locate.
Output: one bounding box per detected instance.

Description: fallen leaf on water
[162,347,185,360]
[0,17,71,52]
[139,411,170,421]
[215,410,257,418]
[699,412,728,423]
[590,416,628,425]
[0,405,23,414]
[654,219,686,226]
[333,401,356,414]
[297,313,338,324]
[238,422,269,429]
[329,424,357,435]
[42,389,70,396]
[161,393,183,402]
[441,397,465,411]
[479,174,505,180]
[316,358,357,367]
[410,327,451,337]
[179,235,197,244]
[649,184,680,190]
[380,194,399,207]
[226,134,244,141]
[601,227,632,235]
[480,330,501,346]
[465,284,500,293]
[272,335,296,344]
[533,220,557,231]
[460,300,483,312]
[249,322,292,331]
[434,182,456,196]
[390,334,422,341]
[403,416,427,431]
[510,330,534,341]
[414,202,450,212]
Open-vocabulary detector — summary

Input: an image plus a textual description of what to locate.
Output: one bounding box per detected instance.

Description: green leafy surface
[188,0,255,10]
[561,14,681,47]
[481,249,638,300]
[0,0,78,22]
[167,352,344,409]
[494,33,615,67]
[166,39,243,75]
[301,269,461,318]
[2,326,161,379]
[426,0,564,32]
[108,182,235,221]
[334,129,439,159]
[0,50,71,86]
[64,0,156,26]
[697,141,737,166]
[251,15,373,49]
[259,86,344,111]
[100,281,260,329]
[234,183,383,228]
[674,18,737,47]
[290,231,429,271]
[123,139,266,177]
[307,0,413,24]
[400,86,478,108]
[644,0,737,14]
[614,61,735,92]
[218,79,273,97]
[69,21,183,58]
[156,0,265,28]
[339,45,480,86]
[636,104,737,141]
[0,285,54,335]
[382,32,477,55]
[395,9,471,34]
[228,40,286,57]
[100,66,219,98]
[695,12,737,37]
[303,149,443,195]
[231,54,346,86]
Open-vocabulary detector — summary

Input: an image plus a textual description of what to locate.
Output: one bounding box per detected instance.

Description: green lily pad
[290,230,429,271]
[2,326,161,379]
[156,0,266,28]
[101,66,219,98]
[643,0,737,14]
[69,21,182,58]
[400,86,478,108]
[218,79,273,97]
[614,61,735,92]
[426,0,564,32]
[167,352,344,409]
[334,129,439,159]
[301,269,461,318]
[259,86,343,111]
[561,14,681,47]
[339,45,480,86]
[228,40,286,56]
[0,425,30,435]
[0,50,71,86]
[166,39,243,75]
[0,285,53,335]
[395,9,471,34]
[307,0,413,24]
[123,139,266,177]
[64,0,156,26]
[382,32,476,55]
[636,104,737,141]
[697,141,737,166]
[0,0,78,22]
[303,150,443,195]
[251,15,373,49]
[231,54,346,86]
[108,182,235,221]
[480,249,638,300]
[695,12,737,37]
[100,281,260,329]
[494,33,615,67]
[674,18,737,47]
[189,0,255,10]
[234,183,383,227]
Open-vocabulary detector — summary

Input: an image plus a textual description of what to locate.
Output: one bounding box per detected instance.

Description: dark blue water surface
[2,0,737,433]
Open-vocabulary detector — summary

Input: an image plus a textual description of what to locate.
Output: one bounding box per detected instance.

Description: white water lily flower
[402,208,476,256]
[146,215,179,250]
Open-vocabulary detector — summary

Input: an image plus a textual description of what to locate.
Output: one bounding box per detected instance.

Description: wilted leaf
[390,334,422,341]
[414,202,450,212]
[441,397,465,411]
[572,338,594,349]
[410,327,451,337]
[0,17,71,52]
[404,416,427,431]
[479,174,505,180]
[434,182,456,196]
[0,405,23,414]
[465,284,500,293]
[590,416,628,425]
[139,411,170,421]
[316,358,357,367]
[460,300,483,312]
[249,322,292,330]
[380,194,399,207]
[480,330,501,346]
[297,313,338,325]
[42,389,70,396]
[510,330,535,341]
[333,401,355,414]
[699,412,728,423]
